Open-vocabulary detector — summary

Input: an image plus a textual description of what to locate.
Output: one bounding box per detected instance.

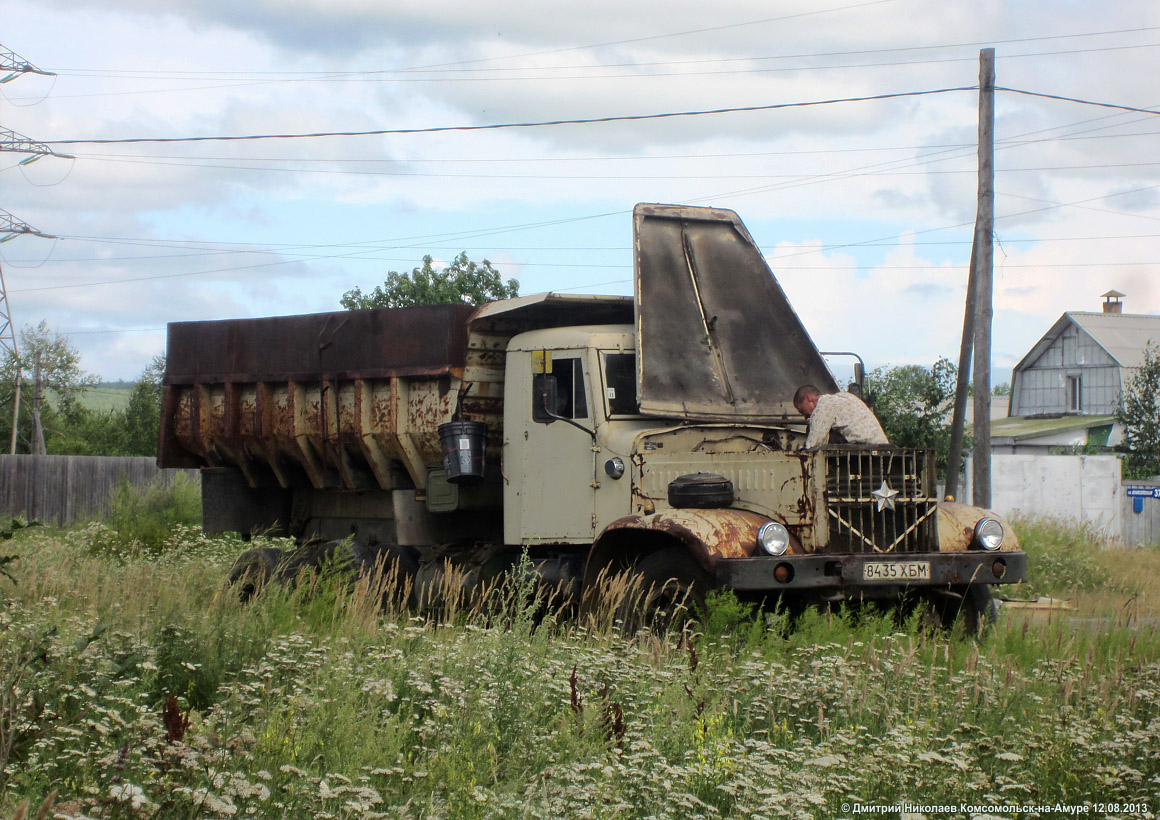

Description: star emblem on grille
[871,480,899,512]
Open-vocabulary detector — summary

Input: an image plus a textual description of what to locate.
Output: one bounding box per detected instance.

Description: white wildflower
[192,788,238,816]
[803,754,844,767]
[109,783,149,809]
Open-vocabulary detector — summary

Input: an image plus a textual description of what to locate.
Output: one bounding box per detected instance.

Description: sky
[1,0,1158,386]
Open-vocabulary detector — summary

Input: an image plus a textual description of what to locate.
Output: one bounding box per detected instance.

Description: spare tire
[667,472,734,509]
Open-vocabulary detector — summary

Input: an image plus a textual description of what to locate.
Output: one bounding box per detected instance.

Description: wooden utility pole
[944,230,978,500]
[1,261,18,453]
[8,370,19,454]
[970,48,996,508]
[31,349,45,455]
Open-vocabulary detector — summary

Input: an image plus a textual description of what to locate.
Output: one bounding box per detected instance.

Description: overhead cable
[44,87,972,145]
[997,87,1160,116]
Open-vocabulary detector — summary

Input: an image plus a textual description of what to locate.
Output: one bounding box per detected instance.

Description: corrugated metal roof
[1067,312,1160,368]
[991,414,1115,441]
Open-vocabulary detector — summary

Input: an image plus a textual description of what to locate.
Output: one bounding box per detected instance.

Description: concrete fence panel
[965,454,1123,541]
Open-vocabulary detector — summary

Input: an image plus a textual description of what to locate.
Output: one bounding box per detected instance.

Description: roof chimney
[1101,289,1124,314]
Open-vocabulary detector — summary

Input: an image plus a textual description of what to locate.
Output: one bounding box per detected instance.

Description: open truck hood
[634,203,837,422]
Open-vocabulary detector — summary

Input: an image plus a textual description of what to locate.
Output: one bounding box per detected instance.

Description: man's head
[793,385,821,418]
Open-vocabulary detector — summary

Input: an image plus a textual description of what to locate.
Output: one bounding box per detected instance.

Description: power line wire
[67,126,1160,165]
[26,41,1160,96]
[10,127,1152,281]
[9,232,1160,265]
[44,22,1160,80]
[43,87,972,145]
[71,153,1160,179]
[997,86,1160,116]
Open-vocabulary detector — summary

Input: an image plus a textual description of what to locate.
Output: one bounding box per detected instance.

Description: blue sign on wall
[1126,487,1160,498]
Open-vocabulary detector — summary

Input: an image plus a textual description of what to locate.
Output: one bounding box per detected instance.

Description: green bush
[101,473,201,554]
[701,588,756,635]
[1010,517,1110,599]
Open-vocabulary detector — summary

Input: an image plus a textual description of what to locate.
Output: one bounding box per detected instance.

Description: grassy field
[81,384,136,414]
[1,497,1158,819]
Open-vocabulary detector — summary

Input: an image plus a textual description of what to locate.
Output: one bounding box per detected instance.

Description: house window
[1067,375,1082,412]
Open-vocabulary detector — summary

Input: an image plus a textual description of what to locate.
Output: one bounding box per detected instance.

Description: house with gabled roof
[995,291,1160,454]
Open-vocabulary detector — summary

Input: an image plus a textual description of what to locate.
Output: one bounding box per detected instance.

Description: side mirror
[532,374,559,423]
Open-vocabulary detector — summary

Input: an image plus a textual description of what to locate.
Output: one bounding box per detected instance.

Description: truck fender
[936,502,1023,553]
[584,508,794,587]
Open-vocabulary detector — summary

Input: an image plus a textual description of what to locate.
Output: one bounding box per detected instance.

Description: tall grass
[87,473,202,557]
[1009,515,1160,622]
[1008,516,1112,599]
[1,518,1157,818]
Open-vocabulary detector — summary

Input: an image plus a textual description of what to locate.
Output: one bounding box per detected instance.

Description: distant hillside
[81,382,136,413]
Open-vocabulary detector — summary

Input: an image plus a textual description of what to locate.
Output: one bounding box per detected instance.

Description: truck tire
[923,584,998,637]
[963,584,1000,635]
[226,547,285,602]
[667,473,735,509]
[274,540,419,607]
[615,547,715,634]
[371,544,420,608]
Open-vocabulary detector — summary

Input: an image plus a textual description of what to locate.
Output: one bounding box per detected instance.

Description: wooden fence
[0,455,197,525]
[1122,481,1160,547]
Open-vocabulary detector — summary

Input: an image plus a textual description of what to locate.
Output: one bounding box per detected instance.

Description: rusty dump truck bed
[158,295,633,494]
[159,304,479,490]
[163,304,476,385]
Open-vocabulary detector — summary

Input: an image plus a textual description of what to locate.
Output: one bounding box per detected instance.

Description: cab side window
[532,357,588,422]
[603,353,638,416]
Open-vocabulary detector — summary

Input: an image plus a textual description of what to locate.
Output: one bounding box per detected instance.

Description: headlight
[974,518,1004,551]
[758,522,790,556]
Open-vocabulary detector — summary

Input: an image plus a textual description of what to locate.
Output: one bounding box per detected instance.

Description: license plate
[863,561,931,582]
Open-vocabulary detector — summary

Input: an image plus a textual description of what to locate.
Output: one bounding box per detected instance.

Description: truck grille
[824,448,937,554]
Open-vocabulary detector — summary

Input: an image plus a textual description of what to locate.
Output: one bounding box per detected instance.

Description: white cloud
[0,0,1157,381]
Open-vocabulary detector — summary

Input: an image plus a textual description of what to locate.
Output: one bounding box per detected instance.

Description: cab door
[503,349,597,544]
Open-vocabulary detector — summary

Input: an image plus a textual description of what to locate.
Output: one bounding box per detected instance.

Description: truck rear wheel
[226,547,285,602]
[615,547,715,634]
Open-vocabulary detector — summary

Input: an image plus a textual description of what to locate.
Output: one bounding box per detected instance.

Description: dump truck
[158,203,1026,629]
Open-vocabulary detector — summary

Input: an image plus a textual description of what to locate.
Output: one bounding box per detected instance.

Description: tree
[1,321,97,454]
[864,357,959,473]
[1116,342,1160,479]
[120,354,166,456]
[47,355,166,457]
[340,252,519,309]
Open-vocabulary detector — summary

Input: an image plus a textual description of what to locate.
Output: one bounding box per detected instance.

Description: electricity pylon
[1,44,53,82]
[1,44,56,453]
[0,127,71,163]
[0,210,53,454]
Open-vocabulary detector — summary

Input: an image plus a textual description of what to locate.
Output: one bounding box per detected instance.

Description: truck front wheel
[615,547,715,634]
[922,584,998,637]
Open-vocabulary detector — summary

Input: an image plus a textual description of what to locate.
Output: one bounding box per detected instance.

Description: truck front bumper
[716,551,1026,596]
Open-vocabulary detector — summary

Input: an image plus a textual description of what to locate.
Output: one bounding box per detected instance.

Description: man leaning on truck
[793,385,889,449]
